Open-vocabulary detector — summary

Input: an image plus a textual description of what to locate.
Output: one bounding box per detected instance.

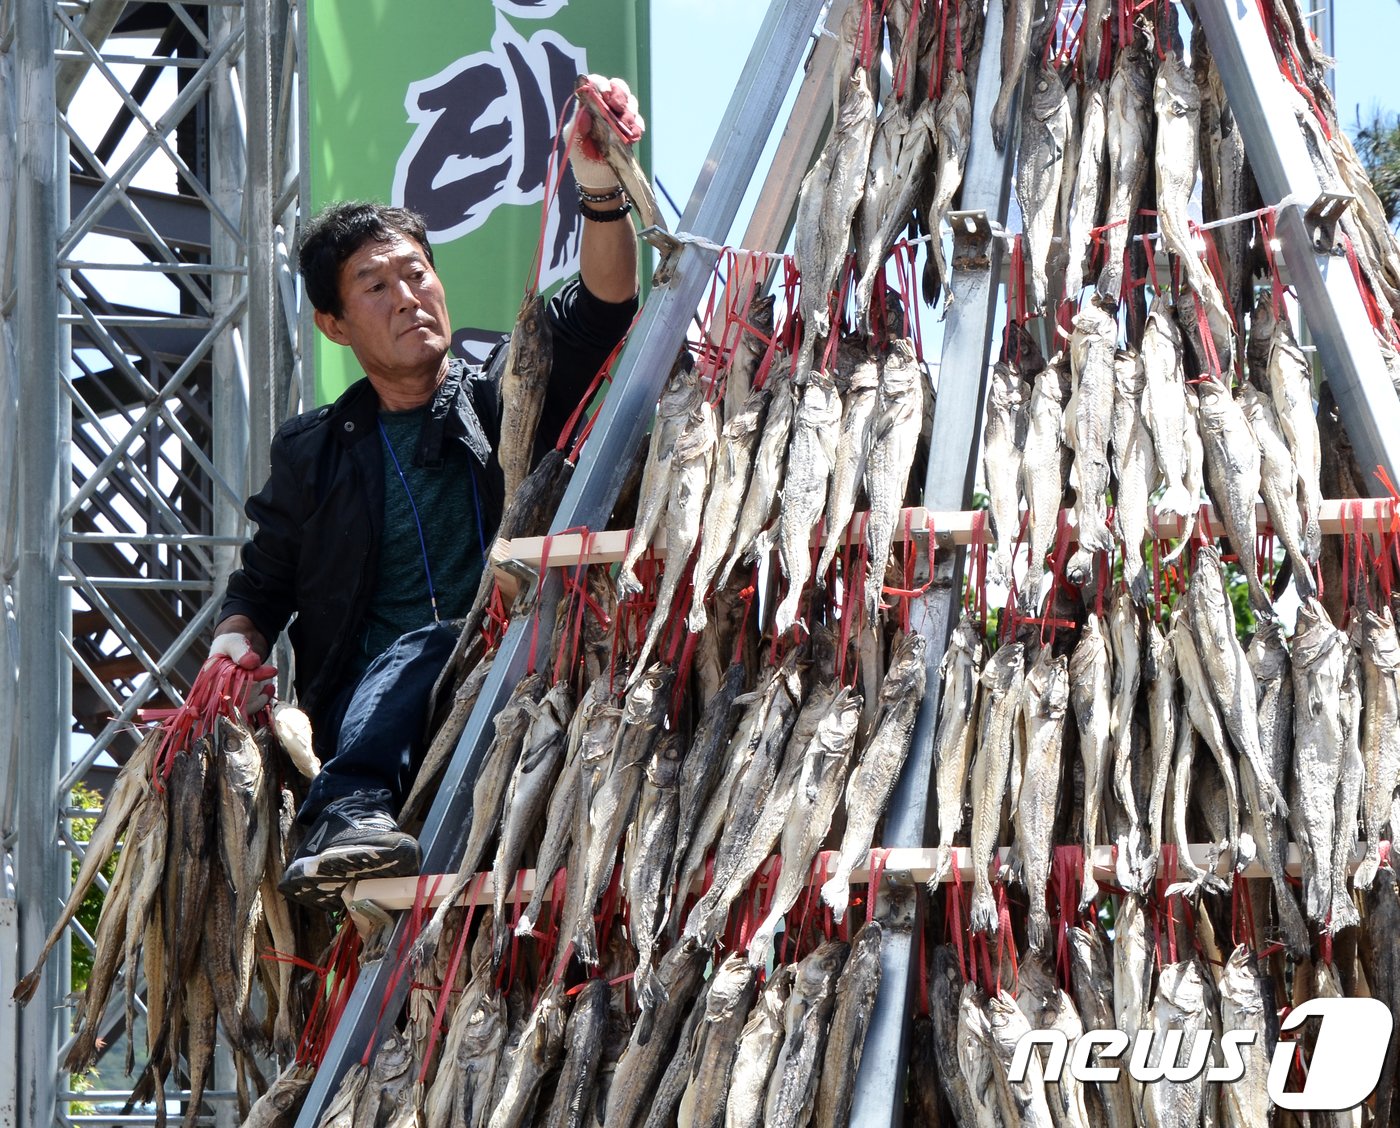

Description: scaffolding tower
[1,0,305,1123]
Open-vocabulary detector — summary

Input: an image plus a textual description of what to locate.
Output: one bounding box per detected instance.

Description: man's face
[312,233,452,384]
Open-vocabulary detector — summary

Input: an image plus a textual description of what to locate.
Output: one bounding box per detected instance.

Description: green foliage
[68,781,116,996]
[1355,107,1400,227]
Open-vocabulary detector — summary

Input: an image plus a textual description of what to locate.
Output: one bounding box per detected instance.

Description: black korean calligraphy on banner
[392,15,586,294]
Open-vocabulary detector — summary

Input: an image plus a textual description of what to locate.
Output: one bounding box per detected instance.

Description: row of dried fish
[616,333,930,664]
[910,863,1400,1128]
[792,0,983,345]
[411,612,926,1010]
[14,708,330,1124]
[929,541,1400,962]
[295,902,885,1128]
[982,290,1323,620]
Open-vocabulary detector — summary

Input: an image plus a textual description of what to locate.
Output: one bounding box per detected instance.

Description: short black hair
[297,202,435,317]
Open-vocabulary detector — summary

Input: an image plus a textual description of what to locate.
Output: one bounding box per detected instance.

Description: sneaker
[278,789,421,910]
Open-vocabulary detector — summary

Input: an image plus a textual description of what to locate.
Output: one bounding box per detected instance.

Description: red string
[560,317,638,457]
[946,852,970,983]
[525,92,578,298]
[364,874,444,1066]
[294,922,363,1067]
[418,872,487,1082]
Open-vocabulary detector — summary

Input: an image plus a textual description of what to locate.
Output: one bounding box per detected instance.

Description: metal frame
[292,0,829,1121]
[848,0,1022,1121]
[2,2,305,1124]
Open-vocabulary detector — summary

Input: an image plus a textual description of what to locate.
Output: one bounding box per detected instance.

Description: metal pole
[292,1,826,1122]
[0,22,22,1128]
[14,0,62,1124]
[1194,0,1400,491]
[245,0,279,482]
[209,2,250,597]
[848,0,1021,1118]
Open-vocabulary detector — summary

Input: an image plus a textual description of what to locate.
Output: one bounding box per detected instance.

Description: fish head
[214,712,255,757]
[1192,372,1230,414]
[515,289,547,335]
[1000,322,1044,375]
[1364,605,1400,671]
[581,707,623,765]
[985,641,1025,695]
[1113,347,1146,398]
[625,664,675,725]
[710,954,759,1011]
[949,613,985,667]
[1191,543,1226,589]
[1157,960,1207,1012]
[988,361,1024,408]
[655,934,703,990]
[1247,618,1288,678]
[647,732,685,787]
[1030,57,1069,119]
[1067,925,1103,971]
[749,294,776,339]
[797,939,850,993]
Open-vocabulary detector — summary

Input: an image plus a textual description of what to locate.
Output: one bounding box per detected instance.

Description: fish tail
[820,874,850,922]
[686,600,709,636]
[1304,516,1322,562]
[616,565,642,600]
[1354,848,1379,891]
[1127,567,1151,607]
[1158,484,1195,519]
[1079,866,1100,912]
[969,892,998,935]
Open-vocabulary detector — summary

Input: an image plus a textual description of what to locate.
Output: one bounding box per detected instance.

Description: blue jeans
[299,620,460,823]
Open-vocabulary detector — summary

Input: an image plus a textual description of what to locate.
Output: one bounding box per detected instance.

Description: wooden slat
[492,497,1399,575]
[343,841,1354,913]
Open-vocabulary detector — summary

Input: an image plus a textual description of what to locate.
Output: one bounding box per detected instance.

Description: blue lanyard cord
[467,455,488,565]
[379,418,441,623]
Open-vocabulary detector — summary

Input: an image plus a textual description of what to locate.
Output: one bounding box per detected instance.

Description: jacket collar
[328,359,490,468]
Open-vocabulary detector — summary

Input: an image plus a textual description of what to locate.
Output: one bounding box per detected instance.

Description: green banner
[307,0,651,403]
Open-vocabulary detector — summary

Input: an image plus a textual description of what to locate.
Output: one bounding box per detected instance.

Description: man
[210,76,643,909]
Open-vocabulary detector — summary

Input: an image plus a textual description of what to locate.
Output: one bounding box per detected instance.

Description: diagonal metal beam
[60,23,245,258]
[1194,0,1400,489]
[54,0,127,112]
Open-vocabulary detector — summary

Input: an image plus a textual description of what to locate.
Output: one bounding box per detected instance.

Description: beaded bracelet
[579,198,633,222]
[576,184,625,204]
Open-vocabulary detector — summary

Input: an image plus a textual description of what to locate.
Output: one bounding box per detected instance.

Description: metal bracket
[948,209,994,272]
[1304,191,1354,255]
[495,557,541,614]
[639,225,684,286]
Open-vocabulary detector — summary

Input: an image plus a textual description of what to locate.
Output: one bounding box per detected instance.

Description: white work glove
[568,74,645,193]
[205,632,278,715]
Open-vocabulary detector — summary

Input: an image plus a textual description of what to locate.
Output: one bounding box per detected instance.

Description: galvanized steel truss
[1,1,305,1123]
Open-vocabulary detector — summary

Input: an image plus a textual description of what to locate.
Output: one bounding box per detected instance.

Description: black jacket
[220,278,635,724]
